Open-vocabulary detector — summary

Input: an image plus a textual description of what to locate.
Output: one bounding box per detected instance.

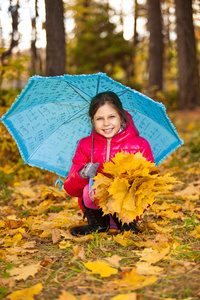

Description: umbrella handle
[55,176,64,191]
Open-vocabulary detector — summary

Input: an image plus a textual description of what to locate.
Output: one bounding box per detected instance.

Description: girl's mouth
[103,128,113,134]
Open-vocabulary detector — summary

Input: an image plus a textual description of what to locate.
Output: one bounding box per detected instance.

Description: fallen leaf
[113,232,133,247]
[40,258,53,267]
[8,263,41,281]
[135,247,170,264]
[148,222,172,234]
[189,225,200,239]
[136,261,163,275]
[21,232,30,239]
[22,241,36,249]
[59,240,72,249]
[57,290,77,300]
[0,249,6,259]
[111,293,137,300]
[73,245,86,260]
[104,255,122,267]
[52,228,61,244]
[6,246,38,256]
[115,268,157,290]
[7,283,43,300]
[4,233,22,247]
[84,259,118,277]
[5,219,24,229]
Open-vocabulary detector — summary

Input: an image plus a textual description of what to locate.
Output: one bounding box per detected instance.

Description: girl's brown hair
[89,91,127,127]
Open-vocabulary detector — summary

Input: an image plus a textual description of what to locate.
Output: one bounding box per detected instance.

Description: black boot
[70,200,110,236]
[112,213,138,234]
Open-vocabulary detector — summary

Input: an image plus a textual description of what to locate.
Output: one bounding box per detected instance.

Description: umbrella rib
[96,75,101,94]
[63,111,89,124]
[52,102,87,108]
[65,82,91,104]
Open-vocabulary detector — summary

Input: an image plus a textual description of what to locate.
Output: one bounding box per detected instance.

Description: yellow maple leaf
[116,268,157,290]
[0,249,6,259]
[57,290,77,300]
[111,293,137,300]
[36,200,54,214]
[9,263,41,281]
[135,247,170,264]
[4,233,22,247]
[136,261,163,275]
[113,232,133,247]
[59,240,72,249]
[189,225,200,239]
[7,283,43,300]
[148,222,172,234]
[84,259,118,277]
[92,152,180,224]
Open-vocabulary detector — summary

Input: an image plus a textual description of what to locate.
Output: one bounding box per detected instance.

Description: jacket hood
[91,110,139,142]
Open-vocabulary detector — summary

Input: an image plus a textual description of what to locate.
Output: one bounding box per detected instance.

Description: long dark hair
[89,91,127,126]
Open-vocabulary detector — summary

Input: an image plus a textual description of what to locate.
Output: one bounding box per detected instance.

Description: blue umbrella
[1,73,183,181]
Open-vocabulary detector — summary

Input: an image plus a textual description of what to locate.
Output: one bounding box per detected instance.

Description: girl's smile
[93,103,122,138]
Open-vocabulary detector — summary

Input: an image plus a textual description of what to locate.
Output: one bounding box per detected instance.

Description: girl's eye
[96,118,102,121]
[109,115,115,118]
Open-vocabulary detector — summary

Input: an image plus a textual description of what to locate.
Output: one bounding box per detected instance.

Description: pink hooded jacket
[64,112,154,205]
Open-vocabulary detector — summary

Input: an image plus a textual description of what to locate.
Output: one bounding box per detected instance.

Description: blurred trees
[0,0,200,109]
[67,0,133,81]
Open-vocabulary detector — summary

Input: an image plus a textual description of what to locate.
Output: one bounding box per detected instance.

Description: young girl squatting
[64,91,154,236]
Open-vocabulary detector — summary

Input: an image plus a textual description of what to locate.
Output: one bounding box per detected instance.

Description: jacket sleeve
[139,138,154,162]
[64,139,90,198]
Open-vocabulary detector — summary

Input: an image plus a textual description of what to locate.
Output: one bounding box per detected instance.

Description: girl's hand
[79,162,99,179]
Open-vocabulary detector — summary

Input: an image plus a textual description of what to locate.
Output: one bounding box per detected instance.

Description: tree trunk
[0,0,19,105]
[147,0,163,92]
[175,0,200,109]
[132,0,139,77]
[45,0,66,76]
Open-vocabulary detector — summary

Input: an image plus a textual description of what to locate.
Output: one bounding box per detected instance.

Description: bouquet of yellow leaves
[92,152,179,224]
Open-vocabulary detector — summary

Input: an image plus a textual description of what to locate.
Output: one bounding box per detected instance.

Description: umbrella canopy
[1,73,183,178]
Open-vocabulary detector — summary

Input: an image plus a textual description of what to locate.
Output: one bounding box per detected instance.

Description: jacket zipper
[106,138,111,162]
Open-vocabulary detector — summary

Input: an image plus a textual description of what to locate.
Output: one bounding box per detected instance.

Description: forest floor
[0,108,200,300]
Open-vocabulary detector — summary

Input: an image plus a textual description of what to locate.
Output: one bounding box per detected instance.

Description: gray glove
[79,162,99,179]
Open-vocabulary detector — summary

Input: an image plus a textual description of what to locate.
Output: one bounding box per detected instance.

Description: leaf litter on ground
[0,109,200,299]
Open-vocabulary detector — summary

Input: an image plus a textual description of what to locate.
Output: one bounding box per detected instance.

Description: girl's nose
[104,118,110,125]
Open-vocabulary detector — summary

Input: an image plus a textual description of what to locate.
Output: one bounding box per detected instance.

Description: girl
[64,91,154,236]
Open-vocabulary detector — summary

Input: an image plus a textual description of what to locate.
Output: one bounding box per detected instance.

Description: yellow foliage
[189,225,200,239]
[8,263,41,281]
[111,293,137,300]
[0,164,15,174]
[7,283,43,300]
[84,259,118,277]
[113,231,133,247]
[92,152,179,223]
[115,268,157,290]
[4,233,22,247]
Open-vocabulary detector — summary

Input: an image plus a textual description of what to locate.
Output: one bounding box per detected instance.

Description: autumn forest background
[0,0,200,300]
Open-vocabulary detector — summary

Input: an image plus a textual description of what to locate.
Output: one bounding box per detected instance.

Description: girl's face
[92,103,122,138]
